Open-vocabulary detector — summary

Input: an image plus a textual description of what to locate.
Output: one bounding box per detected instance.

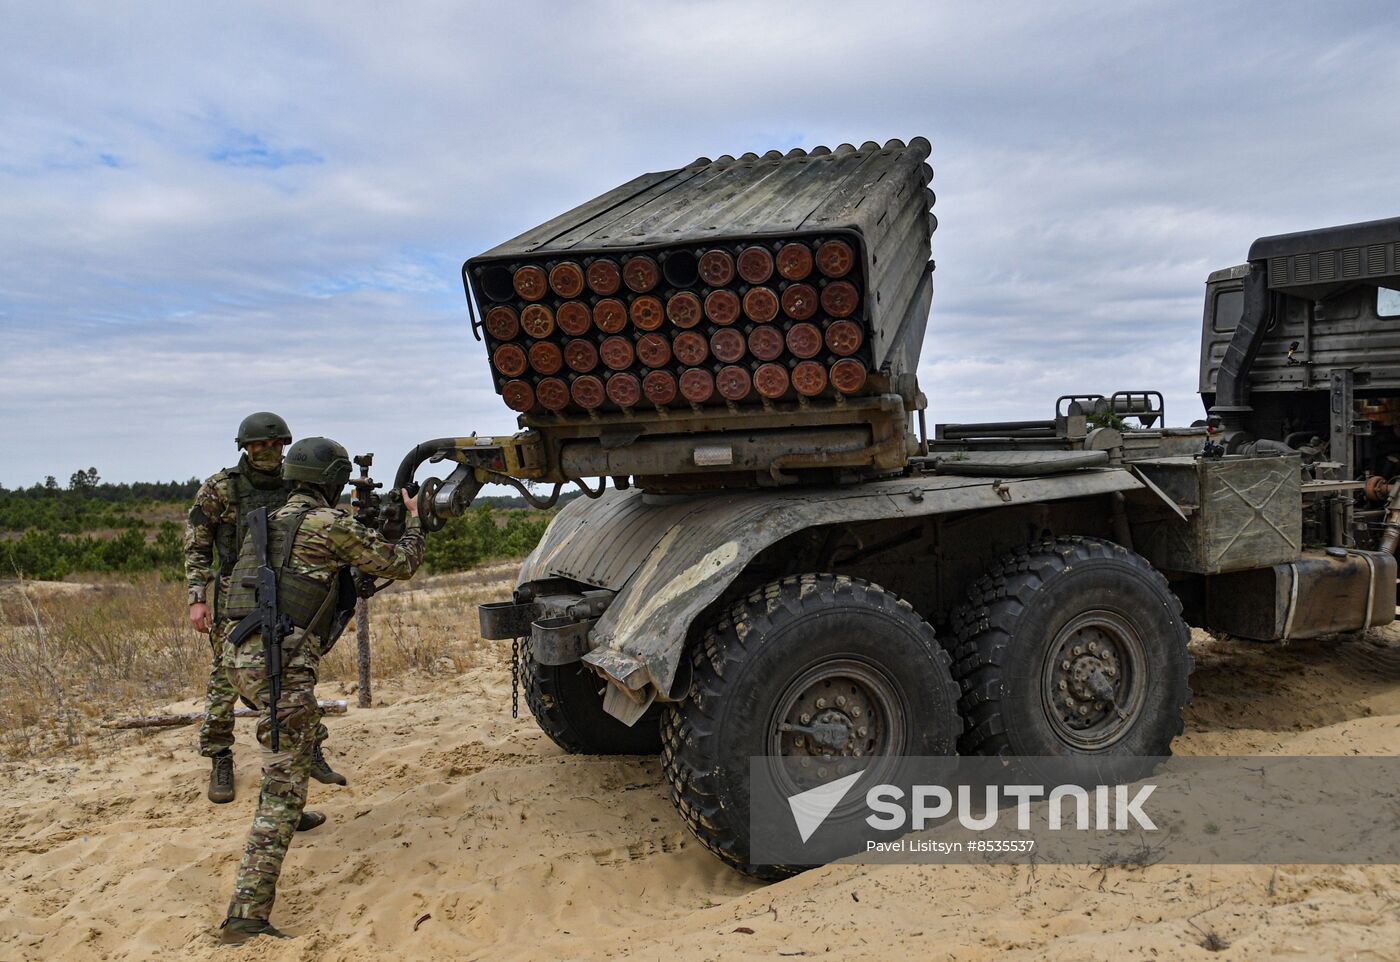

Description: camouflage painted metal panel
[517,487,723,590]
[518,469,1146,703]
[1131,455,1302,575]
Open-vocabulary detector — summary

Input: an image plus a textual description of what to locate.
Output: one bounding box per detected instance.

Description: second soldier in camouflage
[182,413,345,804]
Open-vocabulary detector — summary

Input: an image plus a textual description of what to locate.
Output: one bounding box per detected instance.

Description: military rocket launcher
[392,139,937,522]
[393,152,1400,882]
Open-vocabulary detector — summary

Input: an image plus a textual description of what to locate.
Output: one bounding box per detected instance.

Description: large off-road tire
[521,651,664,755]
[949,536,1192,774]
[662,573,961,880]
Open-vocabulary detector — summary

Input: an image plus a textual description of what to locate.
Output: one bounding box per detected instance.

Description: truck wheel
[661,574,961,880]
[521,651,663,755]
[949,536,1192,770]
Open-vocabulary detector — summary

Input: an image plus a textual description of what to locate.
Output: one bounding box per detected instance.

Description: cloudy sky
[2,1,1397,487]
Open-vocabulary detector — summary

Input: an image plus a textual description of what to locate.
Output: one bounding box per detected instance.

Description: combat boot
[310,744,347,785]
[296,810,326,832]
[219,918,291,944]
[208,750,234,804]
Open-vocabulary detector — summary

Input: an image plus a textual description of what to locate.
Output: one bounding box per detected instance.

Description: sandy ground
[2,575,1400,961]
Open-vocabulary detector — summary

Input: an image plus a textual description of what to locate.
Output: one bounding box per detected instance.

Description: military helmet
[235,412,292,447]
[282,437,352,490]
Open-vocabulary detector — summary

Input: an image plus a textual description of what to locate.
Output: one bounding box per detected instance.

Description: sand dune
[2,594,1399,961]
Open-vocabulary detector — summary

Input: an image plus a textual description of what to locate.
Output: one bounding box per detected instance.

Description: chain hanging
[510,636,520,719]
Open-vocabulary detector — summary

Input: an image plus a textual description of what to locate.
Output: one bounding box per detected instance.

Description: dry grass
[319,563,517,683]
[0,575,202,759]
[0,561,518,761]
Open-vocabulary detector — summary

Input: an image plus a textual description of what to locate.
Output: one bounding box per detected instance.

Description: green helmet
[236,412,292,448]
[282,437,352,491]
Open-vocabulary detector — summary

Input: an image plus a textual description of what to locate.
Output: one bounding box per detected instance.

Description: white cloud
[1,1,1397,485]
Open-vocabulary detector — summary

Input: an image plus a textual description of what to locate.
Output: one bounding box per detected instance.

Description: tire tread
[661,573,959,879]
[948,536,1194,757]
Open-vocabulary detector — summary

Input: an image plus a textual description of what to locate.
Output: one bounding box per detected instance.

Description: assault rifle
[229,506,294,751]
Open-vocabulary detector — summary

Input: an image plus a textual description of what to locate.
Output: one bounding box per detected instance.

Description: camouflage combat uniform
[183,456,305,757]
[222,488,424,923]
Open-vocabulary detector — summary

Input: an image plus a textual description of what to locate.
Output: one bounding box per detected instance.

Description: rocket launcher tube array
[448,138,935,490]
[480,236,872,414]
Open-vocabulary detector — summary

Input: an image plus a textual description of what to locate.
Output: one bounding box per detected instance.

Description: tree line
[2,468,203,504]
[1,468,559,581]
[3,508,552,582]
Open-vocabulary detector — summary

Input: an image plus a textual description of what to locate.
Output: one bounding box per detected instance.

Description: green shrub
[422,506,551,573]
[2,529,71,580]
[0,521,186,581]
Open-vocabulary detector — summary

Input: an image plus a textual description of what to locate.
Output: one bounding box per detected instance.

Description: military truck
[384,140,1400,877]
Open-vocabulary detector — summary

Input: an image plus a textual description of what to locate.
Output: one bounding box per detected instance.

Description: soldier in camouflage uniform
[217,436,424,945]
[183,413,345,805]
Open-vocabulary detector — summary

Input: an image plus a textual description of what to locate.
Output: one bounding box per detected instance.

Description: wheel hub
[780,686,878,759]
[1042,614,1146,749]
[768,659,901,794]
[1066,650,1119,705]
[803,710,853,752]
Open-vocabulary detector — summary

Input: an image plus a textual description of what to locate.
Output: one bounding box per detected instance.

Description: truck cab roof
[1249,215,1400,298]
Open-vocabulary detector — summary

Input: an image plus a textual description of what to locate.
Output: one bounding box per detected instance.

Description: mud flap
[603,683,656,727]
[586,647,656,725]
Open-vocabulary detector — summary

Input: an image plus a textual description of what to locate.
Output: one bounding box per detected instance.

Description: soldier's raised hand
[401,488,419,518]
